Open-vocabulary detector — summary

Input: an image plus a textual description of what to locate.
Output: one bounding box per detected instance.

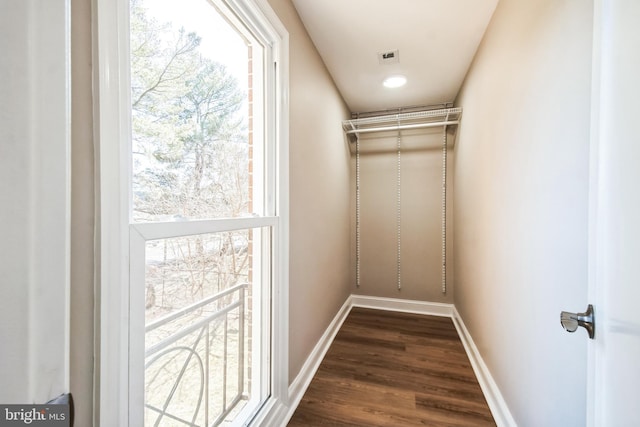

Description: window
[95,0,289,425]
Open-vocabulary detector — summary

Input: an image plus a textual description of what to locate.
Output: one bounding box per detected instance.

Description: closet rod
[345,120,459,135]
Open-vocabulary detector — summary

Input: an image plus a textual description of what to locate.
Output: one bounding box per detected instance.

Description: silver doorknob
[560,304,595,339]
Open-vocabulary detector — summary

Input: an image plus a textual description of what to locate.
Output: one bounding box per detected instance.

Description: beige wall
[70,0,95,424]
[266,0,352,382]
[351,129,454,303]
[453,0,592,425]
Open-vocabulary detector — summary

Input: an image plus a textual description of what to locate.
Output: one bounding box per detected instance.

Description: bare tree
[130,0,251,316]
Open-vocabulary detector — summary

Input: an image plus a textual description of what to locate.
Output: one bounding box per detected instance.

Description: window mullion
[131,217,277,241]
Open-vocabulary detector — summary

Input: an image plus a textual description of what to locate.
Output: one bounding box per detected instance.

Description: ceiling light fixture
[383,74,407,88]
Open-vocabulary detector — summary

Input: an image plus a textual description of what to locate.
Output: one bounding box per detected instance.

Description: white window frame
[93,0,289,424]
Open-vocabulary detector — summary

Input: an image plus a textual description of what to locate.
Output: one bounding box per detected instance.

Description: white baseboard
[452,307,517,427]
[351,294,454,317]
[282,295,353,425]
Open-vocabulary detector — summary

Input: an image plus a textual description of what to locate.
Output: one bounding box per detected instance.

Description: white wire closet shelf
[349,106,460,293]
[342,107,462,142]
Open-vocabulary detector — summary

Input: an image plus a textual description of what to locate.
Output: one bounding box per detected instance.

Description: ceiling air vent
[378,49,399,65]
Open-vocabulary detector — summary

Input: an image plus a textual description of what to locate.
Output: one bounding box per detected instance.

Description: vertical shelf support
[441,124,448,294]
[355,133,361,288]
[396,121,402,291]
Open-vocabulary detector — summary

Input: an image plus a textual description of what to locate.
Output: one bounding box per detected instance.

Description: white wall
[266,0,353,383]
[0,0,70,404]
[453,0,592,425]
[0,0,32,401]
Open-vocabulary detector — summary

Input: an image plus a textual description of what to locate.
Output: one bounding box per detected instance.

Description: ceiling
[291,0,498,114]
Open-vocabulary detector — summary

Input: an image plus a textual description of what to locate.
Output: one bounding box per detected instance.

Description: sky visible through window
[147,0,248,86]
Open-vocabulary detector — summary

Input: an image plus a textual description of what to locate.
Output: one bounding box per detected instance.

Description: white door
[587,1,640,425]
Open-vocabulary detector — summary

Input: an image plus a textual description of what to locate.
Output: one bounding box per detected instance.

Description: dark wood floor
[288,307,496,427]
